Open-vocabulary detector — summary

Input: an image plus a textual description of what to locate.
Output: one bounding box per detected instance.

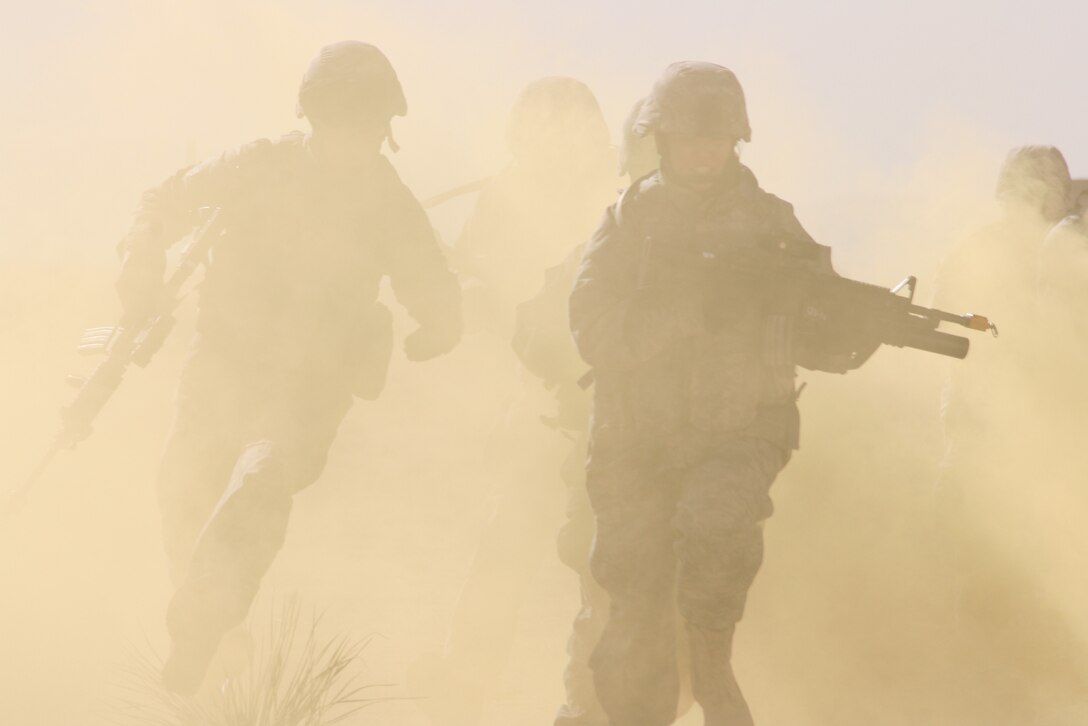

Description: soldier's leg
[157,350,242,583]
[162,383,353,694]
[673,438,788,726]
[555,436,609,726]
[587,458,681,726]
[556,439,695,726]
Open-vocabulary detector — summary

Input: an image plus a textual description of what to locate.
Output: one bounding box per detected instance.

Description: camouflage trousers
[555,435,609,726]
[557,438,696,726]
[586,436,788,726]
[157,347,353,655]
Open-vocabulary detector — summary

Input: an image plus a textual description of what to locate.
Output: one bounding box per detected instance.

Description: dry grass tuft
[112,597,387,726]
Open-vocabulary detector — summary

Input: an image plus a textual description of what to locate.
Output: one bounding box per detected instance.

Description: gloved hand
[848,333,883,368]
[404,324,460,362]
[797,330,882,373]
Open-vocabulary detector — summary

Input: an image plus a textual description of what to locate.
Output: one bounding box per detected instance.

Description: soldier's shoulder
[760,190,799,219]
[250,131,306,160]
[372,155,423,207]
[217,131,305,171]
[739,172,816,247]
[738,166,798,218]
[615,170,666,226]
[1047,214,1087,239]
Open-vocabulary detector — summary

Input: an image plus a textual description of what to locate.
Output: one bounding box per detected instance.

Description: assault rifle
[577,237,996,389]
[5,208,224,517]
[694,237,997,361]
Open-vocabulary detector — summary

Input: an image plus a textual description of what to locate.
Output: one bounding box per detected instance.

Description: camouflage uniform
[117,41,461,694]
[513,101,697,726]
[454,77,619,339]
[413,77,619,726]
[571,63,850,725]
[512,246,600,725]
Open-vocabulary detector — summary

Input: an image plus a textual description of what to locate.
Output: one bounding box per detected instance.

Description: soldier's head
[507,77,611,172]
[635,62,751,190]
[619,98,660,182]
[296,41,407,153]
[995,145,1071,223]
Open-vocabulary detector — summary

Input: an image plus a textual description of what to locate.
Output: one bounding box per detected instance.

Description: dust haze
[2,1,1087,724]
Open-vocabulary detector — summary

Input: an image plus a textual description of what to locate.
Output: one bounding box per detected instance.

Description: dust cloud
[2,2,1087,725]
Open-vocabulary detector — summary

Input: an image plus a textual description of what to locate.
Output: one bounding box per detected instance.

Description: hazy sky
[369,0,1088,168]
[2,0,1085,263]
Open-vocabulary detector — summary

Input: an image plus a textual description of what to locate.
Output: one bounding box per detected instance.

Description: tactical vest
[592,169,821,462]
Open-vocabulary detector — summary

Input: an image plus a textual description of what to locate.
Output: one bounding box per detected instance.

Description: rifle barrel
[908,303,994,334]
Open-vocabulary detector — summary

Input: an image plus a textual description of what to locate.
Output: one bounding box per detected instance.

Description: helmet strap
[386,123,400,153]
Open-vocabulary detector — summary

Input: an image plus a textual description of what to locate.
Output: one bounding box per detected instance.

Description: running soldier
[569,62,877,725]
[115,41,462,694]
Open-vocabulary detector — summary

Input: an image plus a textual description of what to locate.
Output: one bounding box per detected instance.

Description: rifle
[4,207,225,518]
[705,239,996,361]
[576,238,997,389]
[787,271,995,361]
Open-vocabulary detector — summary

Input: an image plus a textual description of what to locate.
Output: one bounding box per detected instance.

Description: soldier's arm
[569,206,705,371]
[115,142,263,322]
[383,183,463,361]
[774,205,878,374]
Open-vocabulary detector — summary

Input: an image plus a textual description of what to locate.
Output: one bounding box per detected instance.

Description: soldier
[411,77,620,726]
[115,40,462,695]
[515,99,696,726]
[453,76,620,337]
[569,62,876,725]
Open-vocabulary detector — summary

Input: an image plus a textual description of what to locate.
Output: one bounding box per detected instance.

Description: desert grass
[111,597,387,726]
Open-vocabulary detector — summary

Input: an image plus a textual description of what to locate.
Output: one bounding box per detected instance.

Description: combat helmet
[995,145,1071,222]
[634,62,751,142]
[296,41,407,128]
[507,77,610,160]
